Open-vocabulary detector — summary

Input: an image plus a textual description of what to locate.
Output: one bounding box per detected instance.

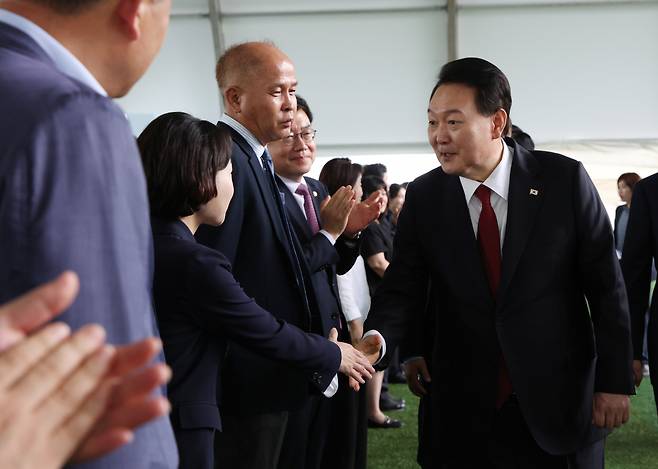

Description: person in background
[615,172,642,258]
[388,183,407,226]
[138,112,376,469]
[363,163,389,189]
[0,1,178,467]
[0,271,172,469]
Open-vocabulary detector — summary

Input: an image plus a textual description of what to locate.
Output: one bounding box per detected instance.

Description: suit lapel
[222,124,289,250]
[277,177,313,240]
[497,141,543,310]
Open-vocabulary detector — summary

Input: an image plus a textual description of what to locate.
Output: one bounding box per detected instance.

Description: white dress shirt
[459,139,512,249]
[0,9,107,96]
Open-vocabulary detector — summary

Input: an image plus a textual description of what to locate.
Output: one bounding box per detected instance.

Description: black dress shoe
[380,396,406,411]
[368,416,402,429]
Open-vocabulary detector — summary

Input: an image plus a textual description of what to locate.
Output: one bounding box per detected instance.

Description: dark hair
[137,112,232,219]
[389,183,405,200]
[400,182,410,189]
[361,175,387,201]
[319,158,362,196]
[617,173,641,191]
[296,96,313,123]
[511,124,535,151]
[363,163,387,180]
[31,0,102,13]
[431,57,512,135]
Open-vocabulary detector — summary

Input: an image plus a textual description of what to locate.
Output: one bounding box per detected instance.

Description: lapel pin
[312,190,318,197]
[529,188,539,196]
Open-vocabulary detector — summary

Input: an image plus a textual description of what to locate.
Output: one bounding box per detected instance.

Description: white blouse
[337,255,371,323]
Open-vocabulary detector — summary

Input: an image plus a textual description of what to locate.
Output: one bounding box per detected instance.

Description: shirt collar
[277,174,306,196]
[0,9,107,96]
[220,113,266,158]
[460,139,512,203]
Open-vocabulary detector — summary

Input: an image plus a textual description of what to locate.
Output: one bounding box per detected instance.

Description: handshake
[328,327,382,391]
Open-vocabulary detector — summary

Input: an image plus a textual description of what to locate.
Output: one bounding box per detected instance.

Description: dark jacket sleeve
[573,162,634,393]
[186,249,341,391]
[621,180,654,360]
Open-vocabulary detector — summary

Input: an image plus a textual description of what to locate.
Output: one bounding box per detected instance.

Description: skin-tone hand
[0,271,80,352]
[592,392,630,429]
[319,186,356,239]
[0,272,172,463]
[348,333,383,391]
[328,327,375,391]
[632,359,643,387]
[0,322,116,469]
[344,190,385,237]
[403,356,432,397]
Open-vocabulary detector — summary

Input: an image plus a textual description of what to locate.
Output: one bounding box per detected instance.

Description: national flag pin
[529,188,539,196]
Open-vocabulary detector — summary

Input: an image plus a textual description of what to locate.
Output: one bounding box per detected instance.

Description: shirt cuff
[362,330,386,366]
[319,229,336,245]
[323,374,339,397]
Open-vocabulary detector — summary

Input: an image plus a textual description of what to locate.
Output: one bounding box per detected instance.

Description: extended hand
[592,392,630,429]
[319,186,356,239]
[403,357,431,397]
[329,328,374,391]
[344,190,385,237]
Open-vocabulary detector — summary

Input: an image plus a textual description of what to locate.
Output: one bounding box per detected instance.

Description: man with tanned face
[196,42,379,469]
[0,0,177,468]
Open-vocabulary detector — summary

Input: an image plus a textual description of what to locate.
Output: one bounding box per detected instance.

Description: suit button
[331,313,338,320]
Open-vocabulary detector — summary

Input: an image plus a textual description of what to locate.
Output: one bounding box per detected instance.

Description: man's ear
[491,108,508,140]
[224,86,243,114]
[116,0,143,41]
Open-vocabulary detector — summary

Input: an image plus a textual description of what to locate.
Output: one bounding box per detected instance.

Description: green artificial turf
[368,382,658,468]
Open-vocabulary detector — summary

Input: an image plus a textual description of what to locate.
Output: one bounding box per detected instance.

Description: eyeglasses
[281,129,317,146]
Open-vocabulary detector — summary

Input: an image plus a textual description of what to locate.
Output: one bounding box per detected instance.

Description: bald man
[196,42,359,469]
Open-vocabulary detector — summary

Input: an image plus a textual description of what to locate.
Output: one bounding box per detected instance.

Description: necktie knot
[474,185,492,207]
[260,149,273,174]
[295,184,310,198]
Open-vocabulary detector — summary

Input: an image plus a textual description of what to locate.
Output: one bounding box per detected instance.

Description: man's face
[269,110,316,181]
[427,83,500,180]
[235,57,297,145]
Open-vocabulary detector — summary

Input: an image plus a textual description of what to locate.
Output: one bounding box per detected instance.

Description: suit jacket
[151,218,339,437]
[0,22,177,468]
[365,139,634,465]
[621,173,658,383]
[276,176,359,337]
[196,124,323,414]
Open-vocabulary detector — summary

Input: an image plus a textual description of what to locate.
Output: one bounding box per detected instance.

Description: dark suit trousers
[423,396,604,469]
[214,411,288,469]
[278,394,331,469]
[175,428,215,469]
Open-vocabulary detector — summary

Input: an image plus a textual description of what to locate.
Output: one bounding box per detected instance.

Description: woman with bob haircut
[137,112,374,469]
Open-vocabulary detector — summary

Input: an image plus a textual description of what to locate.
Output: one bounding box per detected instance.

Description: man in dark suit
[196,42,379,469]
[364,57,634,468]
[269,96,374,469]
[621,173,658,414]
[0,1,178,468]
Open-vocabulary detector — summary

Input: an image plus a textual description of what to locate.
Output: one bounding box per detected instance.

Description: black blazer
[276,176,359,337]
[152,217,340,437]
[195,124,323,414]
[365,139,634,464]
[622,173,658,382]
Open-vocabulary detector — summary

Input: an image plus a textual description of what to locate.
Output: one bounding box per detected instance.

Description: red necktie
[474,185,512,408]
[295,184,320,235]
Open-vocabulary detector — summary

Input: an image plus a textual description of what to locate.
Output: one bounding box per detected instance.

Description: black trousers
[214,411,288,469]
[176,427,215,469]
[424,397,604,469]
[278,394,331,469]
